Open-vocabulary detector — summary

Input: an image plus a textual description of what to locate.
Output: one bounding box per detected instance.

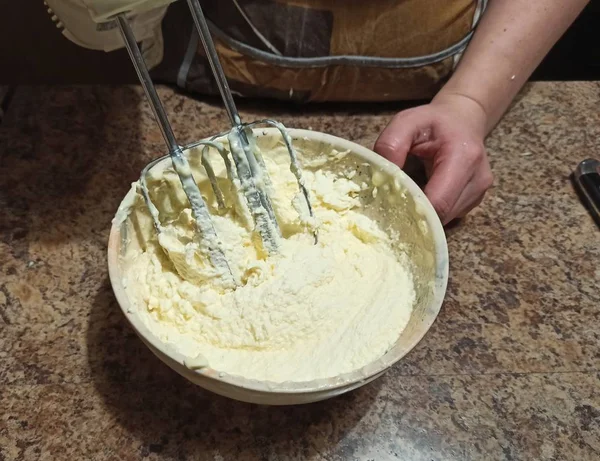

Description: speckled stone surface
[1,83,599,461]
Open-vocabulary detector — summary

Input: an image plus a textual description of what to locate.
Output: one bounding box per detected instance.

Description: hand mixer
[113,0,315,287]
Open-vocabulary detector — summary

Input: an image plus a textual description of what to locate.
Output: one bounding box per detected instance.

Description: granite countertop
[0,82,599,460]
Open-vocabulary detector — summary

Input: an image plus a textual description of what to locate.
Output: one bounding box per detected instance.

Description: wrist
[432,90,490,137]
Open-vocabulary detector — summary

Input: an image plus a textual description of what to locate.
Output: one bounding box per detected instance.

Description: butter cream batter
[118,137,416,383]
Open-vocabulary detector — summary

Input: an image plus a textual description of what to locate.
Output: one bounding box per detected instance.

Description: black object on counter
[573,159,600,228]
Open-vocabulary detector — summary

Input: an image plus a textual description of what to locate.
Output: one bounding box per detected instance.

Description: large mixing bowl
[107,128,448,405]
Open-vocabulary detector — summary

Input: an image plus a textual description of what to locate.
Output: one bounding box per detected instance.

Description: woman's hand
[375,0,589,225]
[374,93,494,225]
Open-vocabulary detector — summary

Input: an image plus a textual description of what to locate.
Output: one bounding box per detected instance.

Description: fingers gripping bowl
[107,128,449,405]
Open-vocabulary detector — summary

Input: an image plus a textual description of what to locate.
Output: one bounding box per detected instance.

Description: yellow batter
[119,140,416,383]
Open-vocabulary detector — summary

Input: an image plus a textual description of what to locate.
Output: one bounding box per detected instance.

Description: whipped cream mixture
[118,138,416,383]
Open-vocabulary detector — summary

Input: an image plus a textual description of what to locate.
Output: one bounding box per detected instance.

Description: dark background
[1,1,600,84]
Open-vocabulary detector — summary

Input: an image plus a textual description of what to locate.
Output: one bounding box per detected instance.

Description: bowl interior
[108,128,448,395]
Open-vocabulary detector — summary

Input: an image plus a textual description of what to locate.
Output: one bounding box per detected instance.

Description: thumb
[374,111,428,168]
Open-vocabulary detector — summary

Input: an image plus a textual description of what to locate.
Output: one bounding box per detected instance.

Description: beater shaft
[116,15,235,285]
[186,0,281,252]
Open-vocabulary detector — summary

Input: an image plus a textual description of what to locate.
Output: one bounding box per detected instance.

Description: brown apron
[156,0,486,102]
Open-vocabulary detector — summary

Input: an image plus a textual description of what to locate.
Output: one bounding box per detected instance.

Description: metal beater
[115,0,314,286]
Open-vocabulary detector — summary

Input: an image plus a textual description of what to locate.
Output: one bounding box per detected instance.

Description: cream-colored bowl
[107,128,448,405]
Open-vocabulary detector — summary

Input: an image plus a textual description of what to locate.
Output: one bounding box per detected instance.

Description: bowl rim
[107,127,449,395]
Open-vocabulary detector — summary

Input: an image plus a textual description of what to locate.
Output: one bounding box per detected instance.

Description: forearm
[437,0,589,134]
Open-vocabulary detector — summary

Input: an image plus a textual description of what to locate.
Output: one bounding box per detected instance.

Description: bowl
[107,128,448,405]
